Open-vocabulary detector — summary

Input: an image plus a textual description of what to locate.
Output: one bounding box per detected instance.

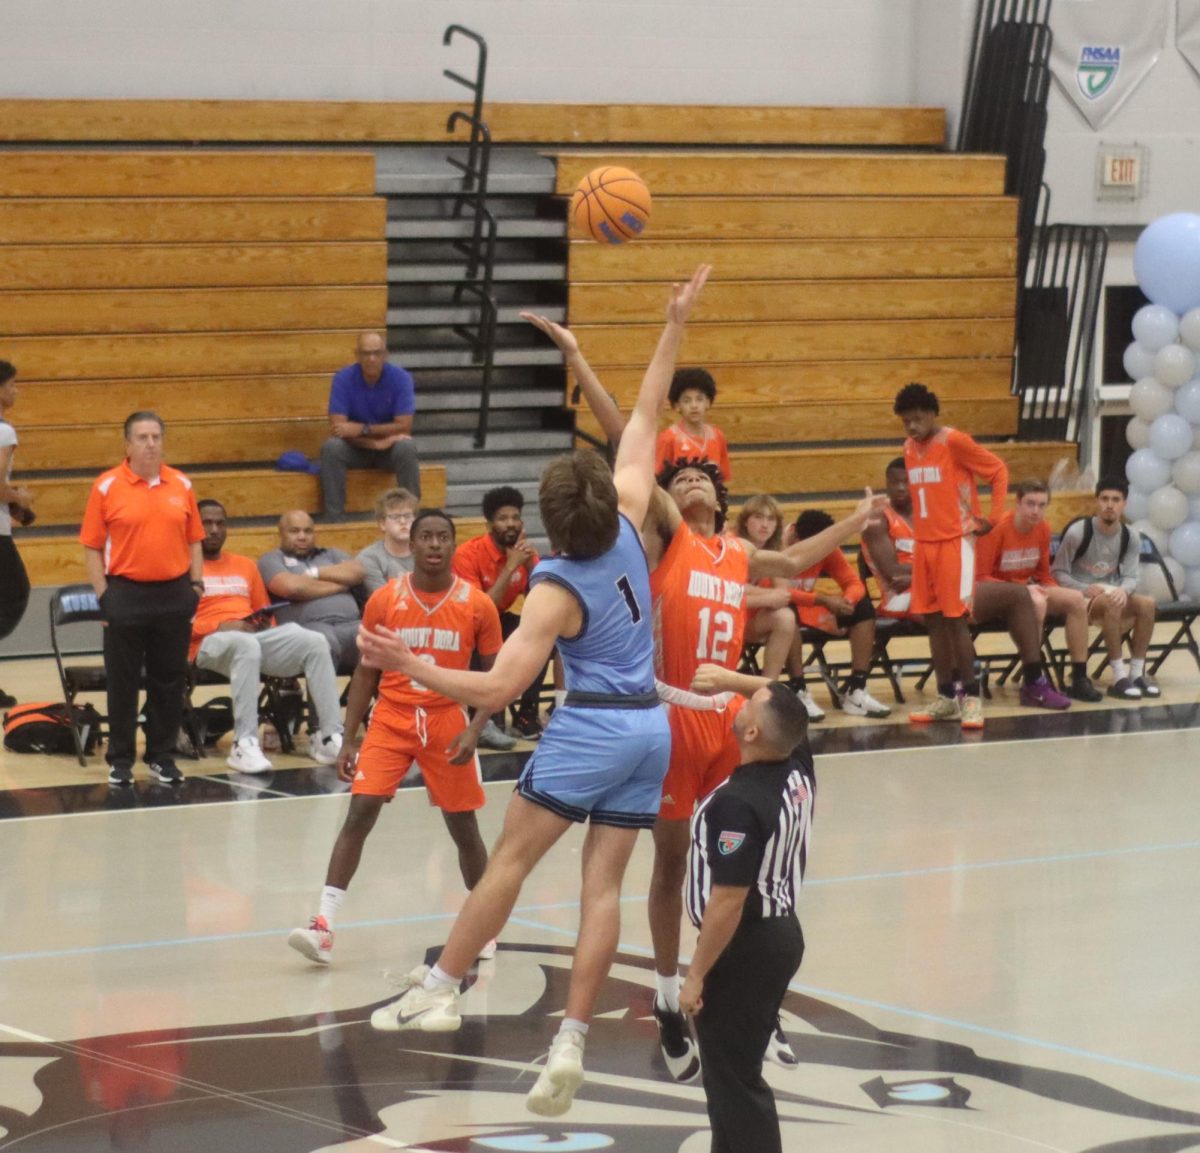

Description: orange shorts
[351,703,484,812]
[911,537,975,619]
[658,695,744,822]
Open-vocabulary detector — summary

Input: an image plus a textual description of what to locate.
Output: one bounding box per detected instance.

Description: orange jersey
[363,574,502,716]
[904,427,1008,542]
[656,422,732,481]
[860,505,915,598]
[787,548,864,609]
[974,510,1056,586]
[190,552,271,660]
[651,522,749,687]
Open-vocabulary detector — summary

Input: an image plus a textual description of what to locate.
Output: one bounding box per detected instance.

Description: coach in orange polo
[81,412,205,788]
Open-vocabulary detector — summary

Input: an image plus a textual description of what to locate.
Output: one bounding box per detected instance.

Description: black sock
[962,681,981,698]
[1023,661,1044,682]
[845,671,867,693]
[791,674,807,690]
[1071,661,1088,680]
[937,682,956,699]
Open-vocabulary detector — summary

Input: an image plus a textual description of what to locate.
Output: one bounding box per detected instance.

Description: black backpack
[1060,516,1132,566]
[3,702,104,755]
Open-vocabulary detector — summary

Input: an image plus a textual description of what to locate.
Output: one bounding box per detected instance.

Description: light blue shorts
[517,704,671,829]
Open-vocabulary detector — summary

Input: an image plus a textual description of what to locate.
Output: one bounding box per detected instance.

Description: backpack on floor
[189,695,235,749]
[3,702,104,755]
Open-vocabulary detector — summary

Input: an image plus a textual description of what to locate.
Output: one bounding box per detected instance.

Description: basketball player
[287,509,502,966]
[893,383,1008,729]
[355,266,710,1118]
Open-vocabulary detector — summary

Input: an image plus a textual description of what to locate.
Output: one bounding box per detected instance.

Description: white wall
[1,0,924,106]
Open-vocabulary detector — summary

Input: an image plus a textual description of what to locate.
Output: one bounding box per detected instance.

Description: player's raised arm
[749,489,887,579]
[612,264,711,526]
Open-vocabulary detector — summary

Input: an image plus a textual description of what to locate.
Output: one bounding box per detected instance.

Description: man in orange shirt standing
[288,509,502,967]
[975,480,1101,703]
[893,383,1008,730]
[191,499,345,774]
[81,412,205,787]
[453,485,544,741]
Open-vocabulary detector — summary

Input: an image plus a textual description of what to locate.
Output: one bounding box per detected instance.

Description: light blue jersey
[521,513,669,828]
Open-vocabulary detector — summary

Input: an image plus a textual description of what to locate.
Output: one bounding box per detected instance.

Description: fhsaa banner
[1049,0,1169,128]
[1180,0,1200,84]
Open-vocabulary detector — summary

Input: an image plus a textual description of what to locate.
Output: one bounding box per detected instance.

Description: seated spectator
[192,500,344,772]
[655,368,731,482]
[861,459,1070,710]
[356,487,417,594]
[733,494,796,681]
[258,510,365,670]
[1051,476,1160,700]
[320,331,419,521]
[783,509,891,720]
[975,480,1102,702]
[452,485,547,740]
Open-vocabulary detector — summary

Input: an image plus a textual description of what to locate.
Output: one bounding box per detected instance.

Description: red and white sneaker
[288,915,334,965]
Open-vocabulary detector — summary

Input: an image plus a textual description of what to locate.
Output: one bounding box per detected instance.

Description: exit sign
[1095,144,1147,201]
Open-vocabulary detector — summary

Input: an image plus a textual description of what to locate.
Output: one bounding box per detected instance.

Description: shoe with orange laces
[960,695,984,730]
[288,915,334,965]
[909,695,961,724]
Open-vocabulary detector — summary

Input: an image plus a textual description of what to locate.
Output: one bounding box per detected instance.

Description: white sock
[318,886,346,927]
[423,963,460,991]
[1130,658,1145,679]
[560,1017,589,1038]
[655,972,681,1012]
[1112,659,1129,682]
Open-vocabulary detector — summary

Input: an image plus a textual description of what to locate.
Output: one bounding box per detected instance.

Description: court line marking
[3,836,1197,966]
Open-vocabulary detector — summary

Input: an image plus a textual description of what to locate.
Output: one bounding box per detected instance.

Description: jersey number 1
[915,487,928,519]
[615,574,643,623]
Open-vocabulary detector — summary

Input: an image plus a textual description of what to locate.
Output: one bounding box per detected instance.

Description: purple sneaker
[1020,675,1071,711]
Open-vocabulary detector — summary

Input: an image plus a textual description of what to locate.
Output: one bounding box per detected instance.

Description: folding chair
[181,667,308,759]
[49,584,109,766]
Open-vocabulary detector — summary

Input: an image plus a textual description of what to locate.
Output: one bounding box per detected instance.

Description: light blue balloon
[1175,378,1200,424]
[1123,341,1156,382]
[1126,447,1172,491]
[1125,488,1149,520]
[1150,413,1194,460]
[1185,566,1200,599]
[1168,520,1200,567]
[1132,303,1180,351]
[1134,214,1200,316]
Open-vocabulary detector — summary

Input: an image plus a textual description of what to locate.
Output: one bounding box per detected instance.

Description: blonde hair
[735,492,783,550]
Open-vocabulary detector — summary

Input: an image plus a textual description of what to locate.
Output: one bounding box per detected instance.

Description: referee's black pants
[0,535,30,642]
[101,574,197,769]
[693,915,804,1153]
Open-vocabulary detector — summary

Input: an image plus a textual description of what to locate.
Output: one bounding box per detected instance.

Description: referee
[680,677,815,1153]
[81,412,205,787]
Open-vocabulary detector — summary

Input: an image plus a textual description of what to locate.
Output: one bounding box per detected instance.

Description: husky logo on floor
[1078,45,1121,99]
[1,945,1198,1151]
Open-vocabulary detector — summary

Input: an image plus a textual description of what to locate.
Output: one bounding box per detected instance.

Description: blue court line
[4,838,1198,965]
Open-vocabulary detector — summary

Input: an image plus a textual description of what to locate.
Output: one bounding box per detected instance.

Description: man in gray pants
[192,500,344,773]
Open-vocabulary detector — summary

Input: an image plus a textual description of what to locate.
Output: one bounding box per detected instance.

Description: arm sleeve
[949,430,1009,513]
[1033,523,1057,586]
[1050,524,1089,591]
[474,594,504,657]
[704,793,766,888]
[788,584,818,609]
[1119,526,1142,592]
[827,550,865,602]
[391,367,417,417]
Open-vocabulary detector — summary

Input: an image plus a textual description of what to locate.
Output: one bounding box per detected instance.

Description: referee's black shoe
[652,998,700,1083]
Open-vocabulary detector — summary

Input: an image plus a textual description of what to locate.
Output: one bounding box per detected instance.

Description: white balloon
[1181,308,1200,352]
[1138,557,1175,602]
[1123,341,1156,382]
[1126,417,1151,450]
[1147,487,1190,530]
[1130,377,1175,421]
[1149,413,1194,460]
[1191,494,1200,522]
[1168,520,1200,567]
[1134,517,1171,553]
[1126,447,1173,491]
[1125,489,1149,520]
[1175,378,1200,424]
[1153,343,1197,388]
[1172,451,1200,495]
[1185,566,1200,599]
[1165,555,1186,596]
[1133,303,1181,351]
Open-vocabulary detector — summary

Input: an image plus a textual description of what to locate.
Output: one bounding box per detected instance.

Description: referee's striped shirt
[686,751,815,926]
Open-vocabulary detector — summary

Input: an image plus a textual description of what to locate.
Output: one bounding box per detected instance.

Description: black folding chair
[49,584,109,766]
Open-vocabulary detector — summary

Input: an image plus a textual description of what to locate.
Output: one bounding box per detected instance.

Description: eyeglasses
[385,512,415,523]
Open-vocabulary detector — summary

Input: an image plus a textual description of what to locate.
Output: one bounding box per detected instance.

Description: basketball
[571,166,652,245]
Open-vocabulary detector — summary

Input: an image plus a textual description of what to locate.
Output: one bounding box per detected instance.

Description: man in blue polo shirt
[319,330,420,520]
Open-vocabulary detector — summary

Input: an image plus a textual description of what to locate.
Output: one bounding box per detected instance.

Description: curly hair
[893,382,939,416]
[657,456,729,533]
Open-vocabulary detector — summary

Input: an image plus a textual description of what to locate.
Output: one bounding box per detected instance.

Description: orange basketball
[571,166,652,245]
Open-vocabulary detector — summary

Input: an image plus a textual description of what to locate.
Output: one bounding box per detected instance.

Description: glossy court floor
[1,652,1198,1152]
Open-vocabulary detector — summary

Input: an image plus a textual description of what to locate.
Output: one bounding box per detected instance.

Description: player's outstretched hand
[854,487,889,526]
[666,264,712,326]
[357,623,414,671]
[521,312,579,356]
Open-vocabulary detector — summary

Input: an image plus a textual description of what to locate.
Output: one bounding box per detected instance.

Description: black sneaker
[651,999,700,1083]
[149,760,184,786]
[1107,677,1142,701]
[1067,676,1103,703]
[1133,675,1161,698]
[764,1015,798,1067]
[108,763,134,787]
[511,712,543,741]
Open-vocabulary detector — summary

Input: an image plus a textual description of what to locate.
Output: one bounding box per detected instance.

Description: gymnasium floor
[1,651,1198,1151]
